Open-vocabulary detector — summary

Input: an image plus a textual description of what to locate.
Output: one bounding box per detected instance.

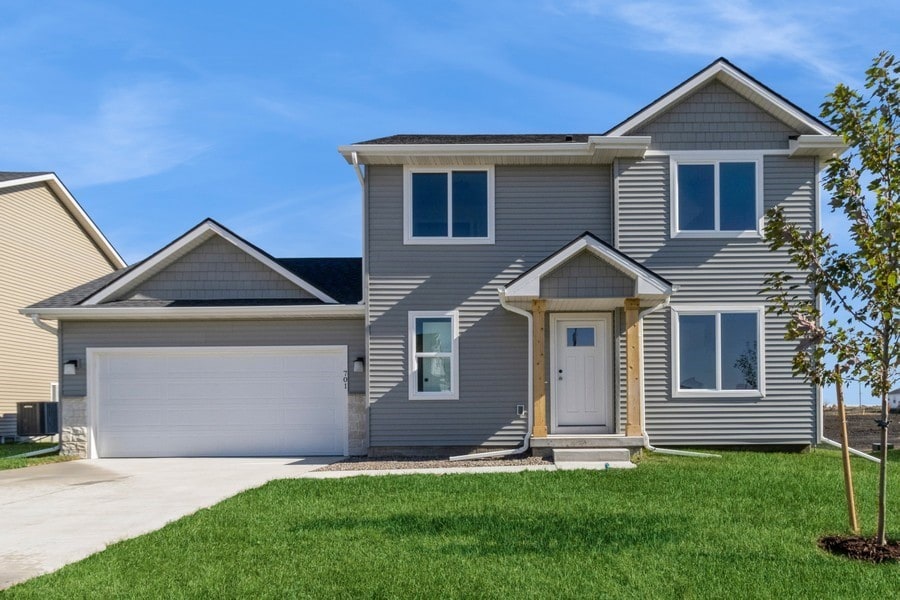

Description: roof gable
[0,172,125,268]
[605,58,833,137]
[82,219,338,305]
[505,232,672,299]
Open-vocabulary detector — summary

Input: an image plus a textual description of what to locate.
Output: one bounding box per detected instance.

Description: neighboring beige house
[0,172,124,439]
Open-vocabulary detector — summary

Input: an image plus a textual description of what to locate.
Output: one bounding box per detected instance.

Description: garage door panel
[91,346,348,457]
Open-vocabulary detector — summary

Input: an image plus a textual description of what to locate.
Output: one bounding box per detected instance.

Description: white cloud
[564,0,853,83]
[0,80,208,187]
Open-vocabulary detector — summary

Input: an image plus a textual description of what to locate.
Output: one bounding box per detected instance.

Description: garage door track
[0,457,337,589]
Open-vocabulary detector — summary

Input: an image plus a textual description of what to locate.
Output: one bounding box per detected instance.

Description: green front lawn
[7,450,899,598]
[0,442,74,471]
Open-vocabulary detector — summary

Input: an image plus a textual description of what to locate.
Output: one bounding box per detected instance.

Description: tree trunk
[876,389,889,545]
[834,370,859,534]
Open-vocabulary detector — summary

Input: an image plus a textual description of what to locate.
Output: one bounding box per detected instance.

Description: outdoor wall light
[353,357,365,373]
[63,359,79,375]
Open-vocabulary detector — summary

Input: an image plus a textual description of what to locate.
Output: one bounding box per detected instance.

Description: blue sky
[2,1,897,402]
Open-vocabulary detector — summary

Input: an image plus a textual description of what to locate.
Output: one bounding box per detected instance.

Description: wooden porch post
[624,298,643,437]
[531,299,548,438]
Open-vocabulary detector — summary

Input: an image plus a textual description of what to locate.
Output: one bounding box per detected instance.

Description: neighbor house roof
[0,171,126,268]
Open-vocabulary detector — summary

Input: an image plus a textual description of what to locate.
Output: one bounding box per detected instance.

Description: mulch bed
[819,535,900,563]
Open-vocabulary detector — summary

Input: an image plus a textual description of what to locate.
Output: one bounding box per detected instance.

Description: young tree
[764,51,900,546]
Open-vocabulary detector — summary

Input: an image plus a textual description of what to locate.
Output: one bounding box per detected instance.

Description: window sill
[409,393,459,401]
[403,237,495,246]
[673,390,765,399]
[671,230,762,240]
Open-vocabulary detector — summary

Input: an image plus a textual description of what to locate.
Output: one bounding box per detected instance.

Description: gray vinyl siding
[634,81,800,151]
[367,165,612,447]
[125,236,314,301]
[59,318,365,397]
[616,154,817,445]
[541,251,634,298]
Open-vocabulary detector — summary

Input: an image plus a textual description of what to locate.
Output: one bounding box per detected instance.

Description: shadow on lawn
[292,511,680,556]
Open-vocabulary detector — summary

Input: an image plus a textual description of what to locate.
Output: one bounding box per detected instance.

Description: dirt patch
[819,535,900,563]
[823,409,899,450]
[316,454,551,471]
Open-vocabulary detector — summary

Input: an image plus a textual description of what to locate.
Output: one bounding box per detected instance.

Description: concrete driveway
[0,457,337,590]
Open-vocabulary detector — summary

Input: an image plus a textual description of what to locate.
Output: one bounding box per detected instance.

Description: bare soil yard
[823,408,899,450]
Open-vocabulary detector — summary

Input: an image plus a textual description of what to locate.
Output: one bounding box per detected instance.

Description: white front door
[551,315,612,433]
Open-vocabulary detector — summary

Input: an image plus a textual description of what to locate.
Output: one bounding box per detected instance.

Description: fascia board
[607,62,832,137]
[82,221,338,306]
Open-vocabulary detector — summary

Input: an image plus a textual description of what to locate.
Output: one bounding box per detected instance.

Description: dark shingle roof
[28,257,362,309]
[276,258,362,304]
[354,134,597,145]
[0,171,51,183]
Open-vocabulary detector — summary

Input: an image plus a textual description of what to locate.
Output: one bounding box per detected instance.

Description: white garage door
[89,346,348,458]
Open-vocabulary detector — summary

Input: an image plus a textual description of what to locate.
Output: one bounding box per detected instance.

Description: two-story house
[23,58,845,459]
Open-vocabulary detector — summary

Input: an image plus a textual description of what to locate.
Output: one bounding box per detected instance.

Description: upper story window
[672,305,765,398]
[404,166,495,244]
[672,155,762,237]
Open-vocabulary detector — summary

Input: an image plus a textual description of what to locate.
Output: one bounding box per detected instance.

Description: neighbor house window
[673,157,761,235]
[404,167,494,244]
[673,306,765,397]
[408,311,459,399]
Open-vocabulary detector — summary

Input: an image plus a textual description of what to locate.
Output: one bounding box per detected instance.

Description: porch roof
[503,232,673,306]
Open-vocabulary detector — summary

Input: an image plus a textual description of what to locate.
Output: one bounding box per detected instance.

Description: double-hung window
[408,311,459,399]
[404,167,494,244]
[673,156,762,236]
[672,306,765,397]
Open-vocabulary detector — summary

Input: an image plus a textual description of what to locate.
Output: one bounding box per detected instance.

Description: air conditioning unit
[17,402,59,436]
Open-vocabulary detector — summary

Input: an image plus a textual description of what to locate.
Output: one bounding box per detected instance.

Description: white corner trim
[606,60,833,137]
[670,304,767,398]
[407,310,460,400]
[81,221,338,305]
[402,166,495,245]
[0,173,125,269]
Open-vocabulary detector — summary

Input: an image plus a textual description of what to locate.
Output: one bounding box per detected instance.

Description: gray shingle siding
[367,165,613,447]
[126,236,315,301]
[615,154,817,445]
[634,81,801,151]
[540,251,634,298]
[59,318,365,398]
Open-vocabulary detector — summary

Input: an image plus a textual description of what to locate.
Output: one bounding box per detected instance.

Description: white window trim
[669,153,764,239]
[408,310,460,400]
[403,166,495,245]
[670,304,766,398]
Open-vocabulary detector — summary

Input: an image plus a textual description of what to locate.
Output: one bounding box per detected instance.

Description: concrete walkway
[0,457,336,590]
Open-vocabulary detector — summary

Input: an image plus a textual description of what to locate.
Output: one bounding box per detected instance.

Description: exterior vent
[17,402,59,436]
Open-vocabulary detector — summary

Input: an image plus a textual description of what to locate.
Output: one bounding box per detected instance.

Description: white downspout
[30,314,58,335]
[450,288,532,461]
[637,300,720,459]
[818,436,880,463]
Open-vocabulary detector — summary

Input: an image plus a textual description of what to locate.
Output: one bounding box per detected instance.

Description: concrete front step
[553,448,633,463]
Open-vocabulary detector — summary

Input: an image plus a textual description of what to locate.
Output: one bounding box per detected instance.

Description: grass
[6,450,900,599]
[0,442,74,471]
